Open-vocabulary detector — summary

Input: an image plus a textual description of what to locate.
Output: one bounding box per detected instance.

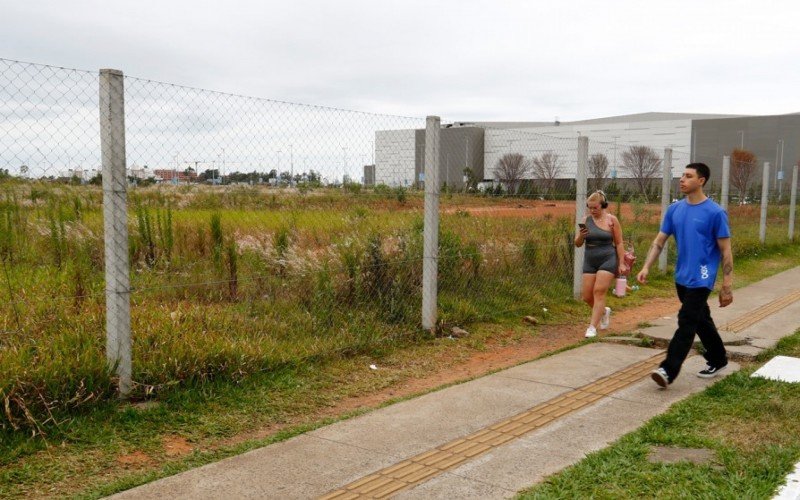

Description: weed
[210,211,223,267]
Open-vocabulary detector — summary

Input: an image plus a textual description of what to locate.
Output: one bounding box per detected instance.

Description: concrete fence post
[760,162,770,244]
[721,155,730,211]
[422,116,440,331]
[100,69,131,397]
[789,164,798,241]
[573,136,588,299]
[658,148,672,273]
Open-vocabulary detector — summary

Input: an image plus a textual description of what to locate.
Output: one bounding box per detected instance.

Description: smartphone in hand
[578,223,587,230]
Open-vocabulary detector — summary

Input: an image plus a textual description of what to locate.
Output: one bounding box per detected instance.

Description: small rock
[369,364,378,370]
[451,327,470,338]
[523,316,538,325]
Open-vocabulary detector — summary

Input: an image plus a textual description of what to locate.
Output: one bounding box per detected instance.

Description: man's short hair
[686,162,710,186]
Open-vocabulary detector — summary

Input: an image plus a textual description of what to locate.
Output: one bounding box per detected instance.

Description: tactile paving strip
[721,289,800,333]
[320,352,666,499]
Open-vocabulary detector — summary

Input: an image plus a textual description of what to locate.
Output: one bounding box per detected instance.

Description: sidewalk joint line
[319,353,666,499]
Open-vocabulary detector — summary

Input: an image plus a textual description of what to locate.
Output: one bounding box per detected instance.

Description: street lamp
[737,130,744,149]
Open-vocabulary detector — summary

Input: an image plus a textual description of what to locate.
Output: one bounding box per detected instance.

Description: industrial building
[373,112,800,191]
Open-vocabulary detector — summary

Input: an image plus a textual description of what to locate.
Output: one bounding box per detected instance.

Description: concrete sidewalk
[110,267,800,500]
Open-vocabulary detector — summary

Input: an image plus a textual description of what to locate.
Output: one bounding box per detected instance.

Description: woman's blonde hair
[587,190,608,208]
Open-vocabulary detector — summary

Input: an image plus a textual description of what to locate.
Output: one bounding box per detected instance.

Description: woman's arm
[574,218,588,247]
[611,215,626,274]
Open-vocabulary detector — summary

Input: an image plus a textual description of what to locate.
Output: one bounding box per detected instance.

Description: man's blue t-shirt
[660,198,731,290]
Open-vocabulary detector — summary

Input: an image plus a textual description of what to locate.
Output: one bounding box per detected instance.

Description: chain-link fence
[1,57,798,432]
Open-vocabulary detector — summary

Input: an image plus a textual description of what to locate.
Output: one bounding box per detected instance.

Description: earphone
[596,190,608,208]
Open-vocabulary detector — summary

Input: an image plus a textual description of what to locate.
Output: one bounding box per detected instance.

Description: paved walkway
[111,266,800,499]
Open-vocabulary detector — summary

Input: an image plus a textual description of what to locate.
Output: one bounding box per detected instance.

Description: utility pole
[777,139,785,201]
[342,146,347,184]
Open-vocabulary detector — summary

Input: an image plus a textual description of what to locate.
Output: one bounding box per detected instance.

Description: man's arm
[636,232,669,284]
[718,237,733,307]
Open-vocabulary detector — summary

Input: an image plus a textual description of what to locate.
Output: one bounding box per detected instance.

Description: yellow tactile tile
[355,476,396,495]
[382,461,422,480]
[368,480,410,498]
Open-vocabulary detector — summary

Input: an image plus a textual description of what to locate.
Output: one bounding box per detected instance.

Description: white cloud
[2,0,800,119]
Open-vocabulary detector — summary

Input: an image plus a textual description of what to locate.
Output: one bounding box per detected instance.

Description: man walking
[637,163,733,388]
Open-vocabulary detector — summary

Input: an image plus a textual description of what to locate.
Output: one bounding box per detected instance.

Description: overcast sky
[3,0,800,122]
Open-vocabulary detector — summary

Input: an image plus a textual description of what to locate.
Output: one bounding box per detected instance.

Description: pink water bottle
[614,276,627,297]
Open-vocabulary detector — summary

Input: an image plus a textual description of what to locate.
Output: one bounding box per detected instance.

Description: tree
[494,153,530,194]
[462,167,478,192]
[20,165,29,178]
[588,153,609,191]
[730,148,757,203]
[531,151,562,196]
[620,145,661,201]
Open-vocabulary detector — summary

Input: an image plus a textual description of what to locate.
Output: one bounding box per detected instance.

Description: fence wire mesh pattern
[1,57,799,432]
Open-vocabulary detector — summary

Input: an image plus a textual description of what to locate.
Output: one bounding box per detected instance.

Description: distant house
[128,165,155,180]
[154,169,198,183]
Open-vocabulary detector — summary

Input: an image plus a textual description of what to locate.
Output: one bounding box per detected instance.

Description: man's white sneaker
[651,367,669,388]
[584,325,597,338]
[600,307,611,330]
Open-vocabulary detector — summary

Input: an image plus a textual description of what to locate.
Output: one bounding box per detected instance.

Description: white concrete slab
[752,356,800,383]
[773,460,800,500]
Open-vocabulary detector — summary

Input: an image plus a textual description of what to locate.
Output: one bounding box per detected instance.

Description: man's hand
[719,285,733,307]
[637,268,649,284]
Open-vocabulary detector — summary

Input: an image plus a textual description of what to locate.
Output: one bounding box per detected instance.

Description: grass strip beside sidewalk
[519,331,800,499]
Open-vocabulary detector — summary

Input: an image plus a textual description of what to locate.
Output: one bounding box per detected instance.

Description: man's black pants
[660,284,728,382]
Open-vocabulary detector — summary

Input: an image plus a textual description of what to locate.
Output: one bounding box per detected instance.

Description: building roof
[566,111,746,125]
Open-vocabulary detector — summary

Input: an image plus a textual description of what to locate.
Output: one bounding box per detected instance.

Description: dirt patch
[647,446,719,467]
[444,200,660,222]
[162,435,193,457]
[117,450,153,467]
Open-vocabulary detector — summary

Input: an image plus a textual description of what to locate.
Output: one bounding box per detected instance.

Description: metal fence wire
[0,57,798,432]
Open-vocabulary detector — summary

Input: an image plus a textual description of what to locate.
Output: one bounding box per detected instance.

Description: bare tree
[494,153,530,194]
[621,145,661,201]
[588,153,609,191]
[531,151,562,196]
[730,148,757,202]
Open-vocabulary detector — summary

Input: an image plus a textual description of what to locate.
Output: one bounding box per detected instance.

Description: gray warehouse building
[374,112,800,191]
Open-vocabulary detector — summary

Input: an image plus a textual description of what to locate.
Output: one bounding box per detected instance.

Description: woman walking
[574,191,627,338]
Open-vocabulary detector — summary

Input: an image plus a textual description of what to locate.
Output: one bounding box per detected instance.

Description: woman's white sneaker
[585,325,597,338]
[600,307,611,330]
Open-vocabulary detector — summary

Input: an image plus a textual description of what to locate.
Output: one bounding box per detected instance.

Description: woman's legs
[590,271,615,327]
[581,273,596,308]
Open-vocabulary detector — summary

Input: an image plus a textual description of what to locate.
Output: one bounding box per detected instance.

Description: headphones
[596,190,608,209]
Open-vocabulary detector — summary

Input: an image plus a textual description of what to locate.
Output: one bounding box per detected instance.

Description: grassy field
[0,179,798,497]
[518,329,800,499]
[1,181,797,434]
